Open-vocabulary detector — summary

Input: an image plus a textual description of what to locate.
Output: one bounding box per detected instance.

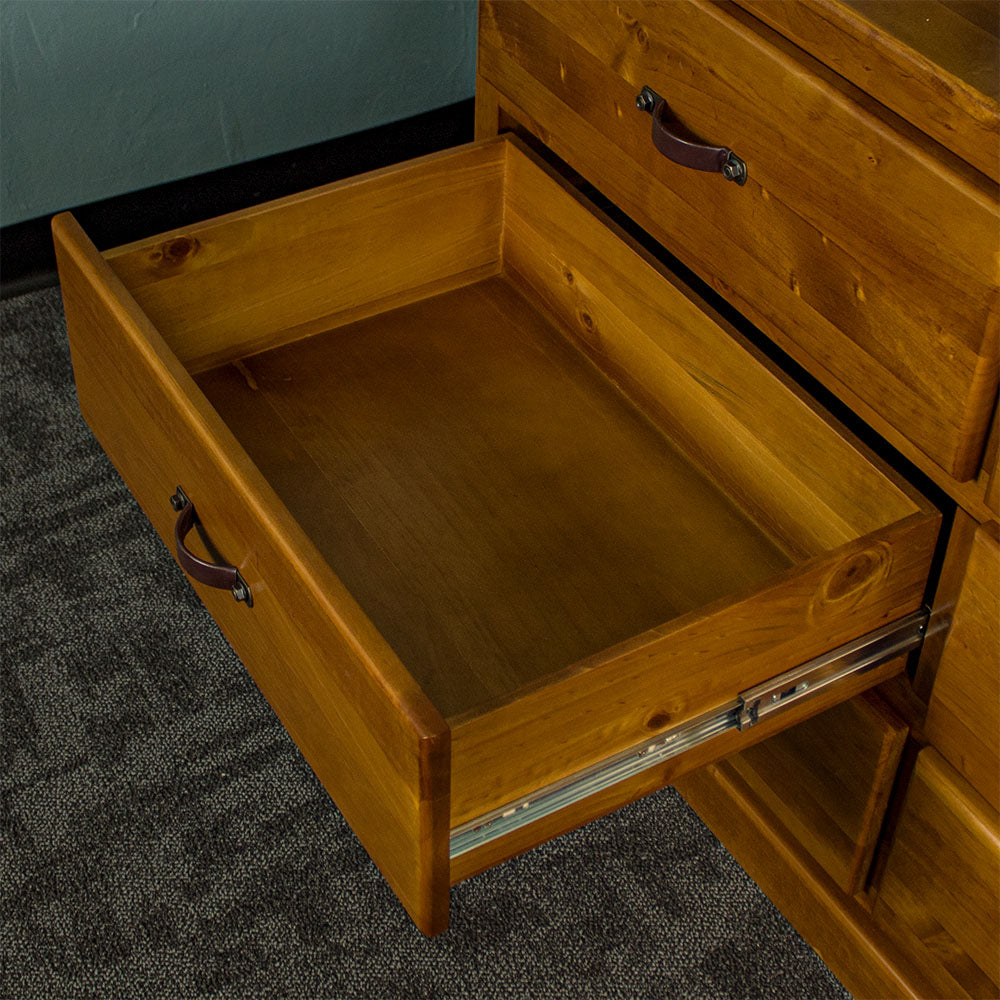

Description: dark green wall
[1,0,476,225]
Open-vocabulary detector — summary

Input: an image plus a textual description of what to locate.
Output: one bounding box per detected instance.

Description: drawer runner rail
[450,609,928,859]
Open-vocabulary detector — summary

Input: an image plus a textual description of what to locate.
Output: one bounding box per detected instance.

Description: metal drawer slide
[450,609,928,859]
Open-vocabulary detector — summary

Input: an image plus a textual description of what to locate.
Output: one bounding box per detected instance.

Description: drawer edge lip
[906,747,1000,844]
[98,136,512,261]
[448,508,940,729]
[51,210,449,744]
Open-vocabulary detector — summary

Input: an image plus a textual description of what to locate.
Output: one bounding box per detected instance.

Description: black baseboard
[1,99,475,299]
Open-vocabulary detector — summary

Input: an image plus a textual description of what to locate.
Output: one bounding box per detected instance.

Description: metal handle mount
[636,86,747,185]
[169,486,252,606]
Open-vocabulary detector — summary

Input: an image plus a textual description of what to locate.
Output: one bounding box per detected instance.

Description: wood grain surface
[452,652,908,884]
[450,513,937,826]
[500,142,922,559]
[737,0,999,180]
[104,142,507,373]
[445,139,936,827]
[478,0,999,482]
[197,277,790,719]
[53,213,453,936]
[724,691,908,894]
[924,520,1000,810]
[874,748,1000,998]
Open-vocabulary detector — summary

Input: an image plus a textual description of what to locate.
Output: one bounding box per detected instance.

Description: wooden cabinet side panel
[53,214,451,936]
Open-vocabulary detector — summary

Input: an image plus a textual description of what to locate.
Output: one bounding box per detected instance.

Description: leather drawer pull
[169,486,252,606]
[636,86,747,185]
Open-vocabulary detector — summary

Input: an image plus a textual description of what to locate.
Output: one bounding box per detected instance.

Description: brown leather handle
[170,487,252,605]
[636,87,747,185]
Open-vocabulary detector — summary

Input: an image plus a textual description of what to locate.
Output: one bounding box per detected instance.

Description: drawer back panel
[477,0,999,482]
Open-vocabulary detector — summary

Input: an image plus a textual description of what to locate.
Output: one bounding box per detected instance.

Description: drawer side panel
[53,213,451,936]
[451,513,938,827]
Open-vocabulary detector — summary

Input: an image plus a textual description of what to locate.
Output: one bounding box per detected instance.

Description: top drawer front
[478,0,999,481]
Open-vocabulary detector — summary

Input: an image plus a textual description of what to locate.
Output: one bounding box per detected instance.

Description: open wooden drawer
[53,136,938,935]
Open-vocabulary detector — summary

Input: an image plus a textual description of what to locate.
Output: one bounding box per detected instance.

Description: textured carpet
[1,286,851,1000]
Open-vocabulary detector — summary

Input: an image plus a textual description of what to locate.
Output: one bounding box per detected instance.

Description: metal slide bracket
[450,609,928,859]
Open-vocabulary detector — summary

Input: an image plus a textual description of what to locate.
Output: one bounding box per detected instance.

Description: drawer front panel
[478,0,999,481]
[925,520,1000,810]
[874,748,1000,998]
[53,214,452,936]
[724,690,907,895]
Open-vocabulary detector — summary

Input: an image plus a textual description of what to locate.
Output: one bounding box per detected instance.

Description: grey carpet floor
[1,286,851,1000]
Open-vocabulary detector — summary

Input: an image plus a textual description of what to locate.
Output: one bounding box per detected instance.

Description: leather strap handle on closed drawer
[169,486,252,606]
[636,86,747,185]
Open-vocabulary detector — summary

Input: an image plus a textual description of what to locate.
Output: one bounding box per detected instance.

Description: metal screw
[231,577,252,606]
[722,152,748,185]
[635,88,656,113]
[169,490,186,511]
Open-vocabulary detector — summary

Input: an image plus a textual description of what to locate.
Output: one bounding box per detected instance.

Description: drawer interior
[102,136,932,827]
[193,276,790,718]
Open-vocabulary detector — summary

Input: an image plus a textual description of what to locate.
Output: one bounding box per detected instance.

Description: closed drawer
[54,136,937,935]
[478,0,999,482]
[721,688,908,895]
[925,520,1000,809]
[874,748,1000,998]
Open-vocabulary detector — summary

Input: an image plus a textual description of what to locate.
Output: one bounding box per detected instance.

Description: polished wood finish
[447,141,938,824]
[924,520,1000,810]
[104,142,506,373]
[197,278,789,719]
[501,143,921,558]
[725,692,908,895]
[450,511,935,825]
[52,212,452,936]
[478,0,999,483]
[737,0,1000,180]
[874,748,1000,999]
[676,760,949,1000]
[55,132,943,937]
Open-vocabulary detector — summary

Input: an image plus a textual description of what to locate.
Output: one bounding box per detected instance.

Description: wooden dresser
[474,1,1000,995]
[54,1,997,994]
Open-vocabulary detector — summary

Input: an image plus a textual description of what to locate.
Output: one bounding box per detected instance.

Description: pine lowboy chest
[55,2,998,994]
